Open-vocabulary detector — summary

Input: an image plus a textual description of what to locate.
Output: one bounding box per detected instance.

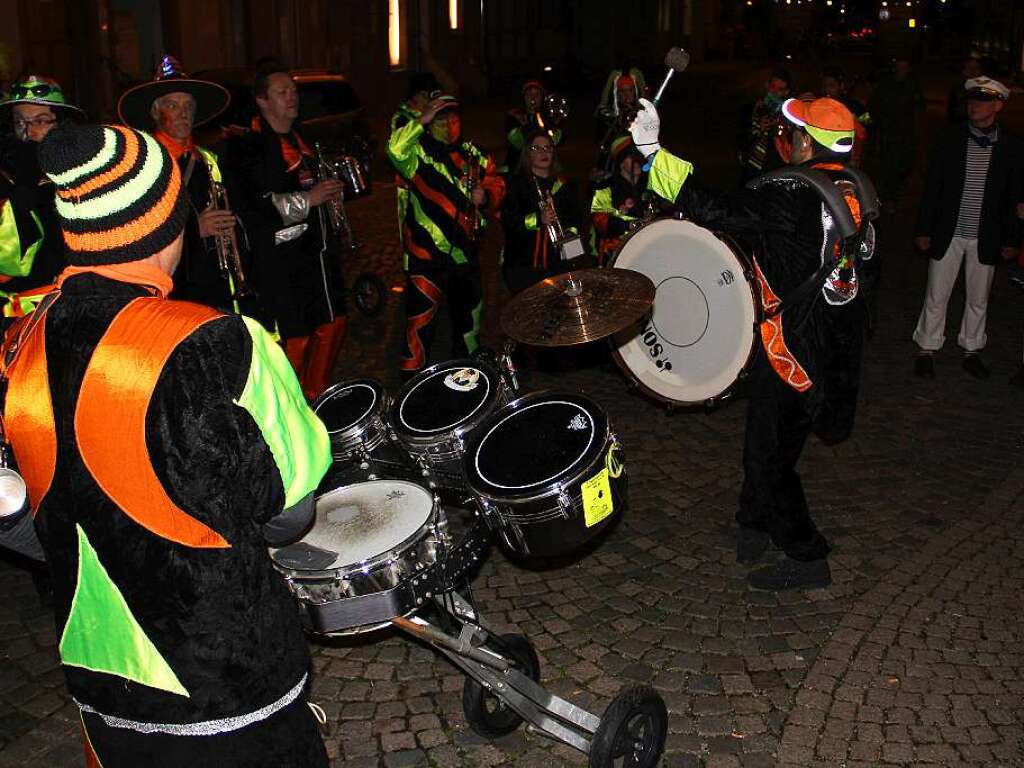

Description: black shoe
[1011,366,1024,388]
[913,354,935,379]
[737,528,770,564]
[748,558,831,591]
[962,354,989,380]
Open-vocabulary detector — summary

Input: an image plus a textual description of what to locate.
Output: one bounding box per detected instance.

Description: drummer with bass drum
[622,95,875,591]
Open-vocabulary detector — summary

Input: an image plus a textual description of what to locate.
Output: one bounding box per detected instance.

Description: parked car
[194,67,375,196]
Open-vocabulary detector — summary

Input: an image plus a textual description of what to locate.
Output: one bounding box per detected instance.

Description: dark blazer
[916,123,1024,266]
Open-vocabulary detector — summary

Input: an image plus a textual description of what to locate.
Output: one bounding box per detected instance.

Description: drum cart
[306,517,668,768]
[389,589,667,768]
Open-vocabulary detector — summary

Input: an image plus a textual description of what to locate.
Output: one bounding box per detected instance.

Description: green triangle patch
[59,524,189,698]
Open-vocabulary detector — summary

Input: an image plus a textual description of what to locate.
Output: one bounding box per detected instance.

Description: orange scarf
[250,116,313,173]
[153,131,196,161]
[57,263,174,298]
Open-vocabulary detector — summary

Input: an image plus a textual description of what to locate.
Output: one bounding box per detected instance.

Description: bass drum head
[391,359,501,442]
[313,379,385,435]
[464,392,608,501]
[609,218,758,405]
[279,480,434,571]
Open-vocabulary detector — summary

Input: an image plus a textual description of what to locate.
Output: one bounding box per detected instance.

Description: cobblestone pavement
[2,71,1024,767]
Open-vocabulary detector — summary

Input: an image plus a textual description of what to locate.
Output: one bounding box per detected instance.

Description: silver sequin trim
[74,673,307,736]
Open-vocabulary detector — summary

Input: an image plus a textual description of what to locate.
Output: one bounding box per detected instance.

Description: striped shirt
[954,126,998,238]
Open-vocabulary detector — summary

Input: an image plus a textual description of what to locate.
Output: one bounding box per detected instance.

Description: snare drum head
[272,480,434,571]
[609,218,758,405]
[392,359,501,441]
[313,379,385,434]
[464,392,608,499]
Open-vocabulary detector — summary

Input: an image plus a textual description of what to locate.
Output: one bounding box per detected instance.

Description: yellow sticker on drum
[582,468,614,528]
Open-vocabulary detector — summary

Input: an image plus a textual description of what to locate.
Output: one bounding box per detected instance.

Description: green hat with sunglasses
[0,75,85,116]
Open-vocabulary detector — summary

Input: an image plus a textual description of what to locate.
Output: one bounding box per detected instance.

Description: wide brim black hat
[117,78,230,130]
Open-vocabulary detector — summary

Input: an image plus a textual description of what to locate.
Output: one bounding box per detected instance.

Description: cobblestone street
[1,68,1023,767]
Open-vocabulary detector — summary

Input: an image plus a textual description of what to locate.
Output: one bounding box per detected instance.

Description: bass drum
[608,217,760,407]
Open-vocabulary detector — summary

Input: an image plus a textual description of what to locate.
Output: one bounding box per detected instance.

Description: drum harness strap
[747,165,872,319]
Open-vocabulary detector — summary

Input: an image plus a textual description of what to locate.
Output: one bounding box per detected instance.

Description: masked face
[429,111,460,144]
[152,92,196,140]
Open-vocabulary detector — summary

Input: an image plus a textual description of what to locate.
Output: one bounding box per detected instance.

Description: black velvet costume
[501,172,582,294]
[224,117,346,340]
[672,164,868,562]
[6,271,329,766]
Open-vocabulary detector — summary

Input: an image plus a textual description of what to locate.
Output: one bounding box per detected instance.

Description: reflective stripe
[590,187,637,221]
[647,150,692,202]
[0,200,43,278]
[407,194,466,264]
[196,147,222,184]
[75,674,308,736]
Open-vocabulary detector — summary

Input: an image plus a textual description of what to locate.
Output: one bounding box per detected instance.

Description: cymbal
[501,268,655,347]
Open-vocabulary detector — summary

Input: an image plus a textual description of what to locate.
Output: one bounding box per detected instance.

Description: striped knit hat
[37,123,187,265]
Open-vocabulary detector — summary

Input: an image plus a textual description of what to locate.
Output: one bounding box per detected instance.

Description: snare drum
[313,379,412,483]
[390,360,510,491]
[269,480,448,634]
[463,392,626,558]
[608,217,760,406]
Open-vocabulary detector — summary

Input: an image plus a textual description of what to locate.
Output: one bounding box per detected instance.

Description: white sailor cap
[965,76,1009,101]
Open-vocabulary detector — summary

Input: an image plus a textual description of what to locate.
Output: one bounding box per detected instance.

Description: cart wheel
[352,272,386,317]
[462,633,540,738]
[588,686,667,768]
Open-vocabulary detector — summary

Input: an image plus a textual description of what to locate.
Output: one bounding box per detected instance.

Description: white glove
[629,97,661,158]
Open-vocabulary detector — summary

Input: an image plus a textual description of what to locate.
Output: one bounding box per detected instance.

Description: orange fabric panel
[752,258,811,392]
[75,297,230,549]
[57,263,173,298]
[760,315,812,392]
[4,314,56,512]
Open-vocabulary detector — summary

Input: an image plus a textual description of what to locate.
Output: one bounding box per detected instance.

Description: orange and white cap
[781,97,856,154]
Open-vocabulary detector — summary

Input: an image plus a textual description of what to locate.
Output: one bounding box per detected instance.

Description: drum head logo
[567,413,588,431]
[444,368,481,392]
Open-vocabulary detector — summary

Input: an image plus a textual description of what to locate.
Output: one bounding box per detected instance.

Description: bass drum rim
[607,216,761,407]
[462,390,610,505]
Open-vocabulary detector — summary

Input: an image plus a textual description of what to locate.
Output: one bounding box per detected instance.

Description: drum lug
[556,487,572,519]
[672,210,686,221]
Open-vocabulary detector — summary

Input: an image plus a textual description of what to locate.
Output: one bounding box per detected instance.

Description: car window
[298,81,360,119]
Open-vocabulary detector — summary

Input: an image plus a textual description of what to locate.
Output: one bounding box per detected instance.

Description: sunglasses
[9,84,57,99]
[14,115,57,129]
[529,144,554,152]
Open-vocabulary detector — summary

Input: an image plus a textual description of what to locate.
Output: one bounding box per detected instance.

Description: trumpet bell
[542,93,569,126]
[0,468,27,517]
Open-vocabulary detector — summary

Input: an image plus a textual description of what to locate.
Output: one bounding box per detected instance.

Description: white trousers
[913,237,995,353]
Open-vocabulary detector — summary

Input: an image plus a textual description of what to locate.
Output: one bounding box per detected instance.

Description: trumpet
[462,156,482,245]
[530,175,585,262]
[208,181,255,300]
[314,142,356,251]
[537,92,568,136]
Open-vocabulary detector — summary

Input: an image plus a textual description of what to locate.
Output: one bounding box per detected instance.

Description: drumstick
[651,47,690,106]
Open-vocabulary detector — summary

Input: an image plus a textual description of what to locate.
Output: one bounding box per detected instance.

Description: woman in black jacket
[501,130,582,294]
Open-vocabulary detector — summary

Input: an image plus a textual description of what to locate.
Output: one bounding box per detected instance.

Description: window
[449,0,461,30]
[389,0,407,69]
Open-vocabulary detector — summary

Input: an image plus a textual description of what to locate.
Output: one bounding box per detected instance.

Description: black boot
[913,353,935,379]
[736,527,770,564]
[748,557,831,591]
